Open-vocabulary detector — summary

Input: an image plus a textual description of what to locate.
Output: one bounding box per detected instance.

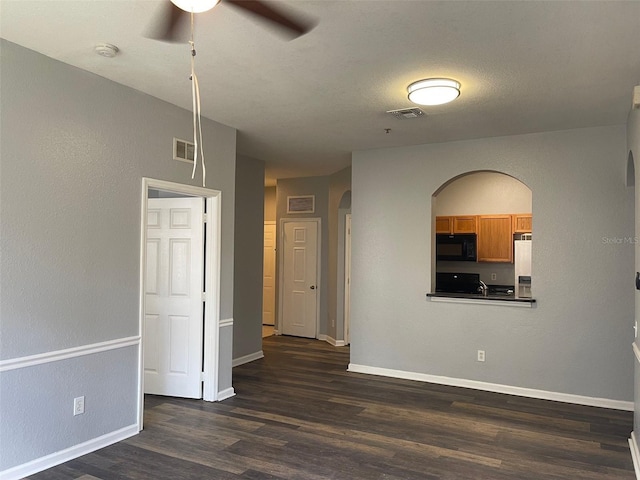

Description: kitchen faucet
[478,280,488,296]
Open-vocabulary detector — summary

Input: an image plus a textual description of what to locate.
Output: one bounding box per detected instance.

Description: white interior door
[344,214,351,345]
[144,197,204,398]
[281,220,318,338]
[262,222,276,326]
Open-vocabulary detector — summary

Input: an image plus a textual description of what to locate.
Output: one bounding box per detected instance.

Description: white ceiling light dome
[407,78,461,106]
[170,0,221,13]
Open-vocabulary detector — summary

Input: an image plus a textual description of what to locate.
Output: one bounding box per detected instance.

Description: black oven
[436,234,477,262]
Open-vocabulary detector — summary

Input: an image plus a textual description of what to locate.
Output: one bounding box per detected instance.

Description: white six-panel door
[281,221,318,338]
[144,197,204,398]
[262,222,276,326]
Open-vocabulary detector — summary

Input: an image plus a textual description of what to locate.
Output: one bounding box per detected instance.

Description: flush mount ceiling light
[407,78,461,106]
[171,0,220,13]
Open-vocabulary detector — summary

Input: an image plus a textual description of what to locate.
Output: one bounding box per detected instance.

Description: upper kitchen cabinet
[513,214,532,233]
[436,215,477,234]
[435,216,453,234]
[453,216,477,233]
[477,215,513,262]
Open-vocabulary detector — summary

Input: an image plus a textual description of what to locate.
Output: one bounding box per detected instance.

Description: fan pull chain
[188,12,206,187]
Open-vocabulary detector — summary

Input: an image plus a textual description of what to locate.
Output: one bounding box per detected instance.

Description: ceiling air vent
[173,137,195,163]
[386,107,425,119]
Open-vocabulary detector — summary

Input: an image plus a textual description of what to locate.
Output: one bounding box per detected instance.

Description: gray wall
[351,125,634,402]
[233,155,265,360]
[276,176,330,335]
[0,40,236,471]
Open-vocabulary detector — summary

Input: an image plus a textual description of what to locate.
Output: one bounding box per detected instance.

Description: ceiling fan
[146,0,316,42]
[144,1,315,187]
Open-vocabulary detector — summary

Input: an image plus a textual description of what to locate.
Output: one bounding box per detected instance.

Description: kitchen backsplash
[436,261,515,286]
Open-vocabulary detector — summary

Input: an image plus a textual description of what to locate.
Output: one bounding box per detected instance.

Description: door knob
[310,285,316,290]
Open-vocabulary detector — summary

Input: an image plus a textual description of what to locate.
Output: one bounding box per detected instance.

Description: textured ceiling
[2,0,640,185]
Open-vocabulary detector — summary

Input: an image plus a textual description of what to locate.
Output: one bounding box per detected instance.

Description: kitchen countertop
[427,292,536,304]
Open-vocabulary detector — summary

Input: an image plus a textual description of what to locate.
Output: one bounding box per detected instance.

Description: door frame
[277,217,321,338]
[138,178,222,429]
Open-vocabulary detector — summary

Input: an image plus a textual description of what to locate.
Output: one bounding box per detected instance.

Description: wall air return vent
[386,107,425,119]
[173,137,195,163]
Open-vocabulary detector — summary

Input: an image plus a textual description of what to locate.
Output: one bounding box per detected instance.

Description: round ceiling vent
[95,43,119,58]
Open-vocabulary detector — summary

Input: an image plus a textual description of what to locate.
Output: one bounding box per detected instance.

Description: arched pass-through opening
[431,170,533,299]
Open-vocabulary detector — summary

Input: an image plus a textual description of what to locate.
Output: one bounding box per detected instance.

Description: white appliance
[514,235,532,298]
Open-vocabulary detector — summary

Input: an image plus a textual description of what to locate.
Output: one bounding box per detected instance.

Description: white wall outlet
[491,273,497,281]
[477,350,486,362]
[73,396,85,416]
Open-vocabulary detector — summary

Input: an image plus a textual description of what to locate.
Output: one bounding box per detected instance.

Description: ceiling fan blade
[145,1,191,43]
[224,0,316,39]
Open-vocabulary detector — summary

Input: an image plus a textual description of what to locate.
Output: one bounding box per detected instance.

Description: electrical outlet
[73,396,85,416]
[477,350,486,362]
[491,273,497,281]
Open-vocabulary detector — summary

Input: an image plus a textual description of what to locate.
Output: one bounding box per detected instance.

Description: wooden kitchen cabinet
[513,214,532,233]
[452,216,477,234]
[435,216,453,234]
[477,215,513,262]
[436,216,477,234]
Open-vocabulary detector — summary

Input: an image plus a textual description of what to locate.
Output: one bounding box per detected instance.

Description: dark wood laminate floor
[29,336,635,479]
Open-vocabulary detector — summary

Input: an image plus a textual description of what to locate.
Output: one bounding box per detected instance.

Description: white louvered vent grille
[173,137,195,163]
[386,107,425,119]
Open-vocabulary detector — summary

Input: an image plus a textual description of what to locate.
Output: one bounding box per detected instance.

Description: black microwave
[436,234,477,262]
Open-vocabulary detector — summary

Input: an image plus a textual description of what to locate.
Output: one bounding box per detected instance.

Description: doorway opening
[337,190,352,345]
[137,178,222,429]
[263,186,277,339]
[344,213,352,345]
[262,221,276,328]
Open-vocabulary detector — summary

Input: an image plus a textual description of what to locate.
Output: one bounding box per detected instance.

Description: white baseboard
[232,350,264,367]
[630,431,640,480]
[0,424,138,480]
[347,363,634,411]
[318,334,346,347]
[217,387,236,401]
